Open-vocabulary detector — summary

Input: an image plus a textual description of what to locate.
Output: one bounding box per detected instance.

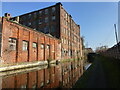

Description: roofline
[5,18,60,41]
[12,2,62,18]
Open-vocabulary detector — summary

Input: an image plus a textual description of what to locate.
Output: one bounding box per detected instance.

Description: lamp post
[114,24,120,56]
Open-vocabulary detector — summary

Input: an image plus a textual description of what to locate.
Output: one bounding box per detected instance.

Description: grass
[99,56,120,88]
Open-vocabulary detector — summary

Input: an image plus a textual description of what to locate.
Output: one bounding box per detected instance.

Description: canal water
[0,61,82,89]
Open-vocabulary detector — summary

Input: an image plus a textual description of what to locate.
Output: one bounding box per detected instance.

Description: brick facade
[12,3,83,60]
[1,18,61,64]
[0,17,2,57]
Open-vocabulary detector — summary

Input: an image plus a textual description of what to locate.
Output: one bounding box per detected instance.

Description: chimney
[56,2,63,6]
[69,15,72,18]
[15,16,19,23]
[4,13,11,20]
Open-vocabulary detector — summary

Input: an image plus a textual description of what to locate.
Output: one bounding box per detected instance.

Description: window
[28,22,31,26]
[45,17,48,23]
[33,21,36,26]
[22,41,28,51]
[41,44,44,49]
[52,16,55,21]
[45,9,48,14]
[44,26,49,34]
[64,28,66,34]
[52,7,56,13]
[51,25,55,33]
[28,14,31,19]
[33,42,37,48]
[34,12,36,18]
[39,19,42,24]
[9,38,17,50]
[21,85,26,88]
[39,11,42,15]
[62,48,64,57]
[32,85,36,88]
[47,80,50,84]
[47,45,50,49]
[66,13,67,19]
[68,31,70,36]
[40,82,44,87]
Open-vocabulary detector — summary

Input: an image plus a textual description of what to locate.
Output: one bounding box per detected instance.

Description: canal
[0,60,83,89]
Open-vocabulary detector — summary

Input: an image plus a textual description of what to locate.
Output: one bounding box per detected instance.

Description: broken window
[22,41,28,51]
[9,38,17,50]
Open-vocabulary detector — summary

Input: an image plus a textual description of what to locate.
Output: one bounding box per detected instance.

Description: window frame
[22,40,29,51]
[9,38,17,51]
[32,42,37,48]
[41,44,44,49]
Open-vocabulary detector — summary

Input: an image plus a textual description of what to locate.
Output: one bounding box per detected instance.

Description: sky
[118,1,120,42]
[1,2,118,50]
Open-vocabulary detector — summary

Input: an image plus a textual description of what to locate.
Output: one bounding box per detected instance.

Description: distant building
[85,48,93,54]
[83,48,93,61]
[11,3,83,59]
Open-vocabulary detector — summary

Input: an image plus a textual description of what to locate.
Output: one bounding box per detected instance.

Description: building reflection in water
[0,61,83,89]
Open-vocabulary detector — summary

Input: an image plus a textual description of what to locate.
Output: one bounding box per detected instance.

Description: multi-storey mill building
[12,2,83,60]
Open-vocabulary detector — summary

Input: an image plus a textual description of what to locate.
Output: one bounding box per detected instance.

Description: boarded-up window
[9,38,17,50]
[22,41,28,51]
[33,42,37,48]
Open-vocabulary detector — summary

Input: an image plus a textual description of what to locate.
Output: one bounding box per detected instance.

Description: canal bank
[0,59,84,89]
[0,59,61,72]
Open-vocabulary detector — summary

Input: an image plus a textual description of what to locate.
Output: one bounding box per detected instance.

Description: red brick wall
[28,71,37,88]
[1,18,61,64]
[2,76,15,88]
[37,69,44,88]
[0,17,2,57]
[16,73,27,88]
